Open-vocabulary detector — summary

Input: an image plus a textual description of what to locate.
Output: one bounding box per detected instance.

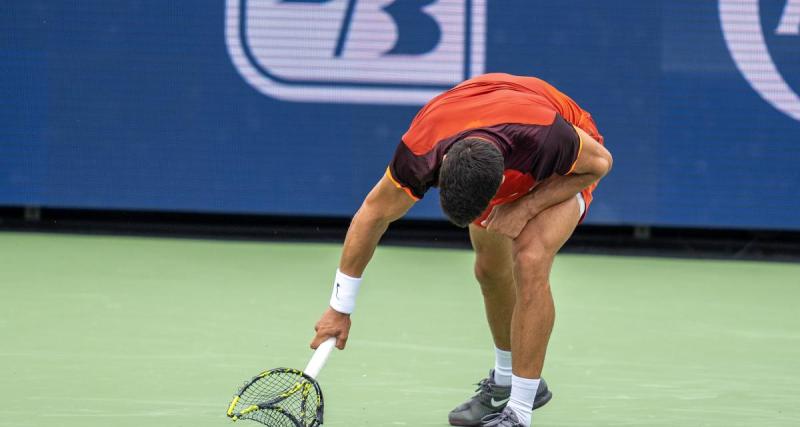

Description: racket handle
[304,337,336,379]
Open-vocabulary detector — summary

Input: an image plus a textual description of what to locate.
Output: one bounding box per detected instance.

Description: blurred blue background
[2,0,798,230]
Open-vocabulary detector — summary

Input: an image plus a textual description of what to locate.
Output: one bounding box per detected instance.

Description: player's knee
[512,245,554,305]
[512,243,550,270]
[474,258,510,287]
[474,260,495,284]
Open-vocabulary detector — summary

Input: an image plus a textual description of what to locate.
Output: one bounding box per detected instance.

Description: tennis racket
[226,337,336,426]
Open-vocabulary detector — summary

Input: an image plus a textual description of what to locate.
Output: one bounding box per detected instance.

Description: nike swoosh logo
[335,283,340,299]
[490,397,510,407]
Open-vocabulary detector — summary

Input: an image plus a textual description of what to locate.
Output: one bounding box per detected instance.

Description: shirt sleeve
[530,113,581,181]
[387,141,435,200]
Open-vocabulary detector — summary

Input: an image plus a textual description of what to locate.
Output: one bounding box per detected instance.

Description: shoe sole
[533,389,552,409]
[448,389,553,426]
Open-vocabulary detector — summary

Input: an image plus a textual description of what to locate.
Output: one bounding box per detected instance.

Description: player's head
[439,138,504,227]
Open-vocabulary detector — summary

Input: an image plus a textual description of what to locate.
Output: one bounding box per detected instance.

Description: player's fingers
[336,333,348,350]
[310,332,327,349]
[482,207,499,227]
[512,221,526,239]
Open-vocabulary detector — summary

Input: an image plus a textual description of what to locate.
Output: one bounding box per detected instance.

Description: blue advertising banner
[1,1,799,229]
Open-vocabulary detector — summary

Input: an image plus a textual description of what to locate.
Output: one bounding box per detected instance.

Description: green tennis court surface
[2,232,799,427]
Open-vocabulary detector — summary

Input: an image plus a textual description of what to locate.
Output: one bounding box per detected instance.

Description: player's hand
[481,200,536,239]
[311,307,352,350]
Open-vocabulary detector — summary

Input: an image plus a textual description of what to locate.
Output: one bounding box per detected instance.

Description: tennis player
[310,73,612,427]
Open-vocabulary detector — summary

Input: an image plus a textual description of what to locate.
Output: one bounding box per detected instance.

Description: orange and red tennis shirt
[386,73,604,225]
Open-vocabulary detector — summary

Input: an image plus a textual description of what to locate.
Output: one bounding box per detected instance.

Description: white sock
[493,347,513,386]
[507,374,540,427]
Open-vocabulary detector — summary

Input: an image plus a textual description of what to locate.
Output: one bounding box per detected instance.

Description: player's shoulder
[401,73,558,155]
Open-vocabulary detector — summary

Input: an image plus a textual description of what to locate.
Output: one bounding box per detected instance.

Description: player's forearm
[521,132,612,217]
[336,175,415,279]
[522,172,601,217]
[338,205,392,277]
[325,204,393,316]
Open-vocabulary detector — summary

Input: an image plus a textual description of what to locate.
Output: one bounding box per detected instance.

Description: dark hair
[439,138,504,227]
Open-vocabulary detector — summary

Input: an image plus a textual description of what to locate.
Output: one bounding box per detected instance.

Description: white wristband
[329,269,362,314]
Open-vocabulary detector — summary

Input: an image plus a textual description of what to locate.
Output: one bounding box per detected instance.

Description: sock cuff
[511,374,541,391]
[493,347,513,386]
[508,375,540,427]
[494,347,512,358]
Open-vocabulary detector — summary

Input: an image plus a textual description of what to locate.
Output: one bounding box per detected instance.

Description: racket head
[227,367,324,427]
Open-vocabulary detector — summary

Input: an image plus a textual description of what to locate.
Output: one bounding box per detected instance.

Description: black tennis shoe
[447,370,551,426]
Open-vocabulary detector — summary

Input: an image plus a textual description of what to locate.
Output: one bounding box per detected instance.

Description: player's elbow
[355,202,390,227]
[356,197,400,227]
[603,149,613,175]
[595,146,613,178]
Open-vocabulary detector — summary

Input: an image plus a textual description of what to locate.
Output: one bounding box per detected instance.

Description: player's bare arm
[311,175,415,350]
[483,128,612,239]
[338,174,416,277]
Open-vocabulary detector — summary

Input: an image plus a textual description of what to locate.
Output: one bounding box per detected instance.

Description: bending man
[310,73,613,427]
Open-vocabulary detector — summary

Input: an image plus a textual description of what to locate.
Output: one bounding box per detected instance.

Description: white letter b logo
[225,0,486,105]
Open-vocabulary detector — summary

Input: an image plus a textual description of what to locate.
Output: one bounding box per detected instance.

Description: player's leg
[502,196,581,427]
[469,224,515,354]
[448,225,551,427]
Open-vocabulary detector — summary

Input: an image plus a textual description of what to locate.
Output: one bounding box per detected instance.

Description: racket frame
[227,368,324,427]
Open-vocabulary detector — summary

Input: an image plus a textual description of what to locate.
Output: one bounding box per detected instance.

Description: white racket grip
[304,337,336,379]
